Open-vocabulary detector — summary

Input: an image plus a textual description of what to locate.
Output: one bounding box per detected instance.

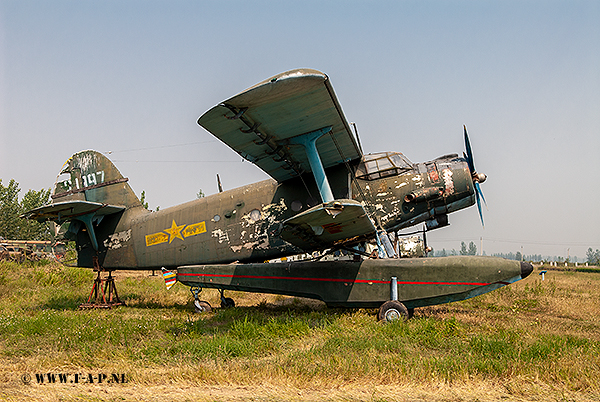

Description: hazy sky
[1,1,598,259]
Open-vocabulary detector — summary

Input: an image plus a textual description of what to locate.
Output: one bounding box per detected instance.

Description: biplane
[24,69,532,320]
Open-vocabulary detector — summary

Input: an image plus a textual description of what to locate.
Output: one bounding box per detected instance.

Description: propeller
[463,125,487,226]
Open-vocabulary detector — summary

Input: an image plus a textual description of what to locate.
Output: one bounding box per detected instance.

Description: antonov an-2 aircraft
[24,68,532,321]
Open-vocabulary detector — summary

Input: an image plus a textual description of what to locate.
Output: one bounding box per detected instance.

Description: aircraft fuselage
[71,153,475,270]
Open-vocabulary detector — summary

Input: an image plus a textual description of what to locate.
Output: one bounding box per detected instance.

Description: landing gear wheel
[219,289,235,308]
[378,300,409,322]
[194,300,212,313]
[221,297,235,308]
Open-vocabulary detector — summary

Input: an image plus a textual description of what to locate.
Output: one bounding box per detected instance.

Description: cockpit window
[355,152,414,180]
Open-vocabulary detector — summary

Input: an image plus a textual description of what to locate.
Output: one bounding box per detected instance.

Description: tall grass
[1,260,599,398]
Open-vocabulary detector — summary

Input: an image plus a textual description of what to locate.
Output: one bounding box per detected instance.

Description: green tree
[467,241,477,255]
[0,179,21,239]
[587,248,600,265]
[460,241,468,255]
[0,179,51,240]
[140,190,149,209]
[140,190,159,211]
[19,187,52,240]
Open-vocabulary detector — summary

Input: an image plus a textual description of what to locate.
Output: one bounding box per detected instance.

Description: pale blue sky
[1,1,599,259]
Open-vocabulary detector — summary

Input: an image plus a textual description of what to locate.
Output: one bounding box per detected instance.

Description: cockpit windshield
[355,152,414,180]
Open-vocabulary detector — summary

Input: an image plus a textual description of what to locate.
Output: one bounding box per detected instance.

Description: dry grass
[0,261,599,401]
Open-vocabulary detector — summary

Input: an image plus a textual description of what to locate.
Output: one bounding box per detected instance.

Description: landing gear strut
[219,289,235,308]
[190,286,212,313]
[378,275,409,322]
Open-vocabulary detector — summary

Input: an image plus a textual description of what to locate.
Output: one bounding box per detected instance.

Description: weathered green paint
[22,68,520,312]
[177,256,531,308]
[353,153,475,232]
[198,69,361,182]
[27,150,476,271]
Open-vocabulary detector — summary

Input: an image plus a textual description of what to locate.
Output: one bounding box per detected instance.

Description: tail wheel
[194,300,212,313]
[378,300,409,322]
[221,297,235,308]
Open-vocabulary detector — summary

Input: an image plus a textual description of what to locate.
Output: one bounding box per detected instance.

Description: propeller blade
[475,189,485,227]
[463,125,475,173]
[465,125,486,227]
[475,182,488,209]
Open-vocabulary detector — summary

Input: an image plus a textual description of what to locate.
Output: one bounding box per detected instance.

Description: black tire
[194,300,212,313]
[221,297,235,308]
[378,300,409,322]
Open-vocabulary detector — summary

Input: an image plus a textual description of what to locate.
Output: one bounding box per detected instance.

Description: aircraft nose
[520,261,533,279]
[474,172,487,183]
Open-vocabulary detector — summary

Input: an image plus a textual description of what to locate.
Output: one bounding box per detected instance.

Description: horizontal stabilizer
[22,200,125,223]
[280,199,376,250]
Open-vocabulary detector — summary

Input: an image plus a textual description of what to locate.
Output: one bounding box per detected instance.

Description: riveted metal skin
[23,69,526,313]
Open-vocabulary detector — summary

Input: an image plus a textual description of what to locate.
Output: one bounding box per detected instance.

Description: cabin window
[355,152,413,180]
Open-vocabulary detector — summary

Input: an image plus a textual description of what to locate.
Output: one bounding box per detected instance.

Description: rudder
[52,150,142,208]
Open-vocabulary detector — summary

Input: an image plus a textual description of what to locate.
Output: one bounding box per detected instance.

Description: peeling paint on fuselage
[89,155,474,270]
[103,229,132,250]
[106,175,321,269]
[353,156,475,232]
[212,228,229,244]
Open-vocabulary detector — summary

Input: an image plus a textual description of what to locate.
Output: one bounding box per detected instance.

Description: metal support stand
[79,270,124,309]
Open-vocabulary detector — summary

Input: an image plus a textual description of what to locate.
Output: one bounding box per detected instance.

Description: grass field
[0,260,599,401]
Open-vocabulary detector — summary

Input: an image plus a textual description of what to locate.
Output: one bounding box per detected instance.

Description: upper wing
[198,69,362,182]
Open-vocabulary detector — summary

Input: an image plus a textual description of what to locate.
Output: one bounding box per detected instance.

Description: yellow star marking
[164,219,185,243]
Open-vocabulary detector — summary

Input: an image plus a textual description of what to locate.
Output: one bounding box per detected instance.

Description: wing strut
[289,126,334,203]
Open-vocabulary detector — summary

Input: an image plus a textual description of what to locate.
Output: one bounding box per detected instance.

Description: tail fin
[52,150,142,208]
[23,150,144,268]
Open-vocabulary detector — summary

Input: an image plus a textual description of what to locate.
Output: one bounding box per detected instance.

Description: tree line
[432,240,599,265]
[0,179,52,241]
[433,241,478,257]
[587,248,600,265]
